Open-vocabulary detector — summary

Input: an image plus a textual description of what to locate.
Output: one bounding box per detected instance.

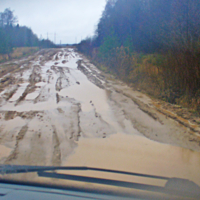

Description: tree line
[0,8,56,54]
[78,0,200,110]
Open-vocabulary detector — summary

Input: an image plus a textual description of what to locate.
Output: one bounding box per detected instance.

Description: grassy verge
[0,47,39,63]
[85,47,200,115]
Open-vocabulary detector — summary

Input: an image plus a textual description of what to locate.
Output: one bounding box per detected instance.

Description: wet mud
[0,48,200,187]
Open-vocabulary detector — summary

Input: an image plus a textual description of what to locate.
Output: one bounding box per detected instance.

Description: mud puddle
[0,145,12,160]
[59,70,107,111]
[65,133,200,186]
[9,83,29,102]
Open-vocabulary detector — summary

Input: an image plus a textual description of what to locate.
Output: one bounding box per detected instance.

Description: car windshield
[0,0,200,199]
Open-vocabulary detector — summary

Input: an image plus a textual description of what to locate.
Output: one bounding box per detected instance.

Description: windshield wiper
[0,165,169,179]
[0,165,200,199]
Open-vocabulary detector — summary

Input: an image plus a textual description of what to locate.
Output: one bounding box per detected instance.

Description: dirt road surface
[0,48,200,187]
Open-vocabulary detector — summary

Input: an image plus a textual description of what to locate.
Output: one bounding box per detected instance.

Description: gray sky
[0,0,106,44]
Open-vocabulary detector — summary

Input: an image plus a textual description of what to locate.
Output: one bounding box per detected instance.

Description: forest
[78,0,200,112]
[0,8,56,54]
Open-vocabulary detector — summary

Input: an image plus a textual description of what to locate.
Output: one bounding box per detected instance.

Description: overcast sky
[0,0,106,44]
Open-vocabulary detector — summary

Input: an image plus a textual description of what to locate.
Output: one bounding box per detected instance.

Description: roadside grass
[127,52,200,113]
[0,47,39,63]
[127,53,165,98]
[91,47,200,114]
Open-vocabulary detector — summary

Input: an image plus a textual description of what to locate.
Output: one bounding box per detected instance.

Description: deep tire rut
[5,125,28,163]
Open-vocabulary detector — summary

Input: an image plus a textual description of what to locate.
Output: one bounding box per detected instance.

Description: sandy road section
[0,48,200,187]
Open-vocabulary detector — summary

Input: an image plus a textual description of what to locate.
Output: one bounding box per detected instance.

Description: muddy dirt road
[0,48,200,186]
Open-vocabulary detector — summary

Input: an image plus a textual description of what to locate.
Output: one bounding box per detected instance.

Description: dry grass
[0,47,39,62]
[92,47,200,114]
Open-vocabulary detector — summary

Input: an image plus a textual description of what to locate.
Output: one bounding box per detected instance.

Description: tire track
[51,125,61,166]
[5,125,28,163]
[77,60,104,89]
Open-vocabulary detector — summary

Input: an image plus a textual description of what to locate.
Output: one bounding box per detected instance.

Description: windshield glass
[0,0,200,199]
